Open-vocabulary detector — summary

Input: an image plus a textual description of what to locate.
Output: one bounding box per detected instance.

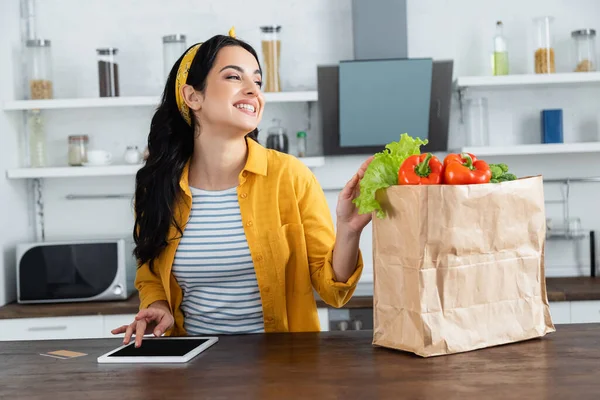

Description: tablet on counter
[97,337,218,364]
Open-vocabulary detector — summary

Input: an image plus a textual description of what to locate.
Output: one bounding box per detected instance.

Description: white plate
[97,336,218,364]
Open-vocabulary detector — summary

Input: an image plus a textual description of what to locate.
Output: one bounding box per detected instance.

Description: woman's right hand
[111,301,174,348]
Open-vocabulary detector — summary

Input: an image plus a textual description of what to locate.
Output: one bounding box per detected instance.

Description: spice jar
[266,119,289,153]
[260,25,282,92]
[533,16,555,74]
[68,135,89,166]
[97,48,119,97]
[163,34,187,78]
[26,39,53,99]
[572,29,597,72]
[296,131,307,157]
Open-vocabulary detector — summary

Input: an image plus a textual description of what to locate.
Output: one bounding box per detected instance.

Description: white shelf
[460,142,600,157]
[6,157,326,179]
[456,72,600,89]
[2,91,318,111]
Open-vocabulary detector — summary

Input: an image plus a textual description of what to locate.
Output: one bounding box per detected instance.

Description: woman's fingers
[111,325,129,335]
[123,322,136,345]
[134,319,147,348]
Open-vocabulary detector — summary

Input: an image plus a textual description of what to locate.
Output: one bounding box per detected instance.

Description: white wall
[2,0,600,305]
[0,0,36,306]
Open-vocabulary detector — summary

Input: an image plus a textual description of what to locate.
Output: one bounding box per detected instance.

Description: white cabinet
[0,316,103,341]
[102,314,137,338]
[549,302,571,324]
[571,301,600,324]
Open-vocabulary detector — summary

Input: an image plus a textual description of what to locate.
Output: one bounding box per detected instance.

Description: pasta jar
[533,16,556,74]
[260,25,282,92]
[572,29,597,72]
[163,34,187,78]
[97,48,120,97]
[26,39,53,99]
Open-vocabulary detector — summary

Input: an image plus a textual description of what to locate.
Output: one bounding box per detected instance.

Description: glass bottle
[296,131,307,157]
[464,98,489,146]
[533,16,555,74]
[28,110,46,167]
[97,48,119,97]
[260,25,282,92]
[572,29,597,72]
[492,21,509,76]
[26,39,53,99]
[68,135,89,166]
[266,119,289,153]
[163,34,187,78]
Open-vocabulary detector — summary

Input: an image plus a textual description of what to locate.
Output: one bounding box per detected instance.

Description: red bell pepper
[398,153,443,185]
[443,153,492,185]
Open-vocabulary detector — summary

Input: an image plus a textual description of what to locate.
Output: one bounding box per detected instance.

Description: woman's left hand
[336,156,374,235]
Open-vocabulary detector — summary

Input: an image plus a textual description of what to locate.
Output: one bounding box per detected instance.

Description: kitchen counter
[1,277,598,319]
[1,325,600,399]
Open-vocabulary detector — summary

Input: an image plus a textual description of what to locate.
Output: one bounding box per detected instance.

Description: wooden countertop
[1,325,600,399]
[1,277,599,320]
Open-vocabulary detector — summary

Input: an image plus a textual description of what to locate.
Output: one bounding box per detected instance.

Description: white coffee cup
[86,150,112,165]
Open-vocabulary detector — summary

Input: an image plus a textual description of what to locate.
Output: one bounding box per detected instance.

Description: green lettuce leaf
[352,133,428,218]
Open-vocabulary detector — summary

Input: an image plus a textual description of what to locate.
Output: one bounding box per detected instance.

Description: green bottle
[493,21,509,75]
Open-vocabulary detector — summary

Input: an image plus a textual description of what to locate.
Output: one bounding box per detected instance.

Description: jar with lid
[68,135,89,166]
[26,39,53,99]
[163,34,187,78]
[572,29,597,72]
[260,25,282,92]
[97,48,119,97]
[266,119,289,153]
[28,110,46,167]
[296,131,307,157]
[533,16,555,74]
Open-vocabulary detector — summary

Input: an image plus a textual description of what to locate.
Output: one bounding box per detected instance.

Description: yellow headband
[175,27,237,125]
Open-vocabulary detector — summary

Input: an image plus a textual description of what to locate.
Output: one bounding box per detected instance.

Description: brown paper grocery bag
[372,176,555,357]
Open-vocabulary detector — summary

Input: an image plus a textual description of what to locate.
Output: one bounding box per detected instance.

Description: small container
[260,25,282,92]
[163,34,187,78]
[28,110,46,167]
[464,98,489,146]
[68,135,89,166]
[296,131,307,157]
[266,119,289,153]
[541,109,563,144]
[572,29,597,72]
[533,16,555,74]
[26,39,53,99]
[124,145,142,164]
[97,48,119,97]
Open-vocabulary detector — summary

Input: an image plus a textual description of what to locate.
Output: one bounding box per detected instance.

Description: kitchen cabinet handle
[28,325,68,332]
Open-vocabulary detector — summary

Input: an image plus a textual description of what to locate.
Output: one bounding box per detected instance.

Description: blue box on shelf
[541,109,563,144]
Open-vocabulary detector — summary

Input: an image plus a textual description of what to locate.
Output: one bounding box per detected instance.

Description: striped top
[171,186,265,335]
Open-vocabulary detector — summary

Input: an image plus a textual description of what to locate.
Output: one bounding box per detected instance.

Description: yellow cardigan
[134,138,364,335]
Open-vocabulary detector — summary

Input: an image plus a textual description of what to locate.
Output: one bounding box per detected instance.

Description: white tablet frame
[97,336,219,364]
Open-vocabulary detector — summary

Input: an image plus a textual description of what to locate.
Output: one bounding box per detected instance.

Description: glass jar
[97,48,119,97]
[68,135,89,166]
[533,16,555,74]
[163,34,187,78]
[260,25,282,92]
[296,131,307,157]
[26,39,53,99]
[28,110,46,167]
[464,98,489,147]
[572,29,597,72]
[266,119,289,153]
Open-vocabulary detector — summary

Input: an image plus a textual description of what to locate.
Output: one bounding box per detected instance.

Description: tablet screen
[107,338,211,357]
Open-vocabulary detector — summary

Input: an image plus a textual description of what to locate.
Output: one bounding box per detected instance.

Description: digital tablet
[97,337,218,364]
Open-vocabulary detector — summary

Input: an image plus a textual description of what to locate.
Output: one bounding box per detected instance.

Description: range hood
[318,0,453,155]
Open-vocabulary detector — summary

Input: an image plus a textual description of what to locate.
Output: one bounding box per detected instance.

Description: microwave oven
[16,238,137,304]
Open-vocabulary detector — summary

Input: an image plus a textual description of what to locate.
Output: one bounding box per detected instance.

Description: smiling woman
[111,28,373,347]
